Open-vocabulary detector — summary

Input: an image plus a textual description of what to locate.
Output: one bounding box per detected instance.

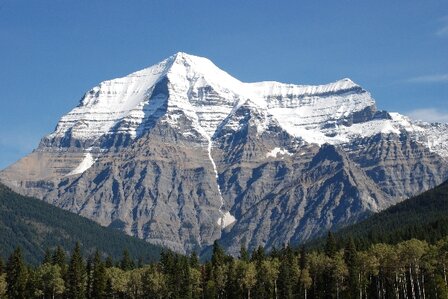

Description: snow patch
[266,147,293,158]
[217,211,236,228]
[67,153,96,175]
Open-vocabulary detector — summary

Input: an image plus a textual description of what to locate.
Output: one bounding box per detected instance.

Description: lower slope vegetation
[0,183,163,264]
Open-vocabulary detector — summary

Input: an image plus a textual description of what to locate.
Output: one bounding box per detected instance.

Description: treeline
[1,235,448,299]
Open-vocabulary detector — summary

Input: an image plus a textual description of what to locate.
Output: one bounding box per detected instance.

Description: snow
[266,147,293,158]
[217,211,236,228]
[45,52,448,160]
[67,153,96,176]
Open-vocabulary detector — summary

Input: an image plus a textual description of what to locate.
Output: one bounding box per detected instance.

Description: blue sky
[0,0,447,169]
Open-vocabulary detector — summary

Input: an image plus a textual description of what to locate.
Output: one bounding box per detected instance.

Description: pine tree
[86,255,93,298]
[325,231,337,258]
[105,256,113,268]
[43,248,52,265]
[66,242,86,299]
[52,245,67,277]
[6,247,28,299]
[240,245,250,262]
[251,246,265,264]
[278,245,295,299]
[120,249,134,271]
[299,246,307,270]
[211,241,225,268]
[91,250,107,299]
[189,252,200,269]
[344,238,359,299]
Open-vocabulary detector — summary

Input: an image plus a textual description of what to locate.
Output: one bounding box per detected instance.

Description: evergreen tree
[52,245,67,277]
[239,245,250,262]
[120,249,134,271]
[189,252,200,269]
[105,256,114,269]
[85,255,93,298]
[6,247,27,299]
[278,245,297,299]
[93,255,111,297]
[325,231,337,258]
[211,241,226,268]
[299,246,307,270]
[66,242,86,299]
[251,246,265,264]
[43,248,52,265]
[344,238,359,299]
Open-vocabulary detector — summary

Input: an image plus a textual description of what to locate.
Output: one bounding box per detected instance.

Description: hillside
[309,179,448,249]
[0,182,164,264]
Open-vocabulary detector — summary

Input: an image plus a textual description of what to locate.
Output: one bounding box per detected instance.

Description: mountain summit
[1,52,447,254]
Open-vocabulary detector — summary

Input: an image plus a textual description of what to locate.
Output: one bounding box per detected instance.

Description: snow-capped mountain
[1,52,447,254]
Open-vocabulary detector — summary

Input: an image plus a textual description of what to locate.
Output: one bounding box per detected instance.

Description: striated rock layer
[1,52,448,255]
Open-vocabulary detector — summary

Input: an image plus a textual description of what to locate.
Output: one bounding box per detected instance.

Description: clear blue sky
[0,0,447,169]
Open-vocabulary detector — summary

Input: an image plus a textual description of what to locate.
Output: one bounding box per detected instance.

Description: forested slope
[0,183,163,264]
[311,179,448,249]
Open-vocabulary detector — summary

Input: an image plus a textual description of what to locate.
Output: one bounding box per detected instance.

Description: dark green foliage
[52,245,67,277]
[104,256,113,268]
[91,250,107,299]
[42,248,52,265]
[211,241,225,268]
[120,249,134,271]
[0,237,448,298]
[308,180,448,250]
[239,245,249,262]
[66,242,86,299]
[325,231,337,258]
[344,238,358,299]
[0,182,163,264]
[6,247,27,299]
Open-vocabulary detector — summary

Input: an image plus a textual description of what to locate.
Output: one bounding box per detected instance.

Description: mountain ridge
[1,52,447,255]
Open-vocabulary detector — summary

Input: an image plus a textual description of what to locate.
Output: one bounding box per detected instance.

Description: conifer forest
[1,235,448,299]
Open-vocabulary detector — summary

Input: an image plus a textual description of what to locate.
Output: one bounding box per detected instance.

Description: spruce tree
[52,245,67,277]
[211,241,225,268]
[189,252,200,269]
[344,238,359,299]
[299,246,307,270]
[240,245,250,262]
[43,248,52,264]
[325,231,337,258]
[120,249,134,271]
[105,256,114,268]
[6,247,28,299]
[85,256,93,299]
[66,242,86,299]
[91,250,107,299]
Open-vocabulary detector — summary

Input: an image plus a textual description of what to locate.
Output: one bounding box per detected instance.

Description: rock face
[1,52,448,255]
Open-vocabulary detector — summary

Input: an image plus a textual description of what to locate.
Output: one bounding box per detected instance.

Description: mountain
[0,182,163,264]
[1,52,447,255]
[309,179,448,249]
